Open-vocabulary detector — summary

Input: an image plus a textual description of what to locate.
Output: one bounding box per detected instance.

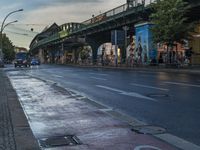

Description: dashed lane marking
[89,73,108,76]
[52,75,63,78]
[90,77,107,81]
[164,81,200,88]
[96,85,157,102]
[131,83,169,91]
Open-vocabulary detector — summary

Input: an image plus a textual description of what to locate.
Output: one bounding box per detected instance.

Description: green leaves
[0,34,15,61]
[150,0,193,46]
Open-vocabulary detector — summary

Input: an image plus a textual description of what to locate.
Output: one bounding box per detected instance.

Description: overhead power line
[14,23,49,26]
[4,26,39,34]
[5,30,36,37]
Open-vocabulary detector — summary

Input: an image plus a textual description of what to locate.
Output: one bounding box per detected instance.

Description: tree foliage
[150,0,194,46]
[0,34,15,61]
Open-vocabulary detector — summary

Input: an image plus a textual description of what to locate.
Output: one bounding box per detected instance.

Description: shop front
[190,23,200,65]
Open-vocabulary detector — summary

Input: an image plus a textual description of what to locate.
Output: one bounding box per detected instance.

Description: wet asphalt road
[5,64,200,146]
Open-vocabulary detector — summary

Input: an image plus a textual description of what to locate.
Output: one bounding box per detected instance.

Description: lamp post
[2,20,18,31]
[123,26,129,63]
[0,9,23,59]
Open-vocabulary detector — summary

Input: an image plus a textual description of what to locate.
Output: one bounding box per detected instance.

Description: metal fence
[81,0,148,26]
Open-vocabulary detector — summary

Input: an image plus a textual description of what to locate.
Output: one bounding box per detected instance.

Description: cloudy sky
[0,0,127,49]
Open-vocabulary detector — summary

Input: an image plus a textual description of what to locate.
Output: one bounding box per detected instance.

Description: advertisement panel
[59,30,69,38]
[135,22,157,64]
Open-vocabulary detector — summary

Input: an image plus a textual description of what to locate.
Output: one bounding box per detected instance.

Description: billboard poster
[135,22,157,64]
[59,30,69,38]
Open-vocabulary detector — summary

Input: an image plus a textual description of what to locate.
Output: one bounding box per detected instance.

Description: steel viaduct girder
[50,4,149,60]
[71,4,147,36]
[30,0,199,54]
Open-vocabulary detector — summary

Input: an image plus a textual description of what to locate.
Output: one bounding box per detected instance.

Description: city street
[4,64,200,149]
[1,0,200,149]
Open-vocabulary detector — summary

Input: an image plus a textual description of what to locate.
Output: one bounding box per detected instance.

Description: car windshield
[16,53,27,60]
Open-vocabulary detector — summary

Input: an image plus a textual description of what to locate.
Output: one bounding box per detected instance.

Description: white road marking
[96,85,157,102]
[90,77,107,81]
[134,145,162,150]
[69,73,79,76]
[156,133,200,150]
[89,73,108,76]
[131,83,169,91]
[52,75,63,78]
[164,81,200,88]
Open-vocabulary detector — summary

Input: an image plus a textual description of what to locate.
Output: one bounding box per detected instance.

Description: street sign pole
[114,30,118,67]
[123,26,129,62]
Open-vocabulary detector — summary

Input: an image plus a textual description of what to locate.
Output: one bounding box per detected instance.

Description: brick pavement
[0,71,16,150]
[0,70,40,150]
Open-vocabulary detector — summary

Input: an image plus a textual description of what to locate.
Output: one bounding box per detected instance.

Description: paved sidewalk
[0,70,40,150]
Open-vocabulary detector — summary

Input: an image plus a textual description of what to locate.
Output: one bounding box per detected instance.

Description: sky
[0,0,126,49]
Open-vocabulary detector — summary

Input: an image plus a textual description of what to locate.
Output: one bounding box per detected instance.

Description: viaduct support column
[86,32,110,65]
[38,48,45,64]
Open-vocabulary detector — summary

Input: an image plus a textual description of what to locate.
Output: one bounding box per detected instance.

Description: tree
[0,34,15,61]
[150,0,194,63]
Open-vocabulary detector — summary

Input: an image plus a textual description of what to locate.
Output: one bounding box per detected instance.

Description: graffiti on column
[135,22,157,64]
[126,35,135,66]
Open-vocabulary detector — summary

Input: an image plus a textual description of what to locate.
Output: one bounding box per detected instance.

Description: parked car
[14,52,30,68]
[0,58,4,68]
[30,58,40,66]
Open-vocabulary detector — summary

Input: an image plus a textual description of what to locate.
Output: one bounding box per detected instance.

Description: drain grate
[131,125,166,135]
[38,135,81,148]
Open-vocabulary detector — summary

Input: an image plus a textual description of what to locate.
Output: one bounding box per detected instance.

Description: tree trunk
[166,45,169,64]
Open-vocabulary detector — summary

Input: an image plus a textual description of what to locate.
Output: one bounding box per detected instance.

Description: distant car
[14,52,30,68]
[30,58,40,66]
[0,58,4,68]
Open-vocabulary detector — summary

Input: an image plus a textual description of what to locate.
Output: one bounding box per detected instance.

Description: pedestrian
[185,47,193,65]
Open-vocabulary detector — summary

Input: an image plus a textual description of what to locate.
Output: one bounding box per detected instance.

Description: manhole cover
[147,93,169,98]
[38,135,81,148]
[131,125,166,135]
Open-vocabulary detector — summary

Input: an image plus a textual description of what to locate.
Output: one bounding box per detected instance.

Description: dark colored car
[14,52,30,68]
[30,58,40,66]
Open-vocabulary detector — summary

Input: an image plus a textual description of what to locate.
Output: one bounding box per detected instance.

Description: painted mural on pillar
[126,36,135,66]
[97,43,114,66]
[78,46,93,65]
[135,22,157,64]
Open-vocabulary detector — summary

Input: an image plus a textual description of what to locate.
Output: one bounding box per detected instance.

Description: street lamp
[0,9,23,60]
[2,20,18,31]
